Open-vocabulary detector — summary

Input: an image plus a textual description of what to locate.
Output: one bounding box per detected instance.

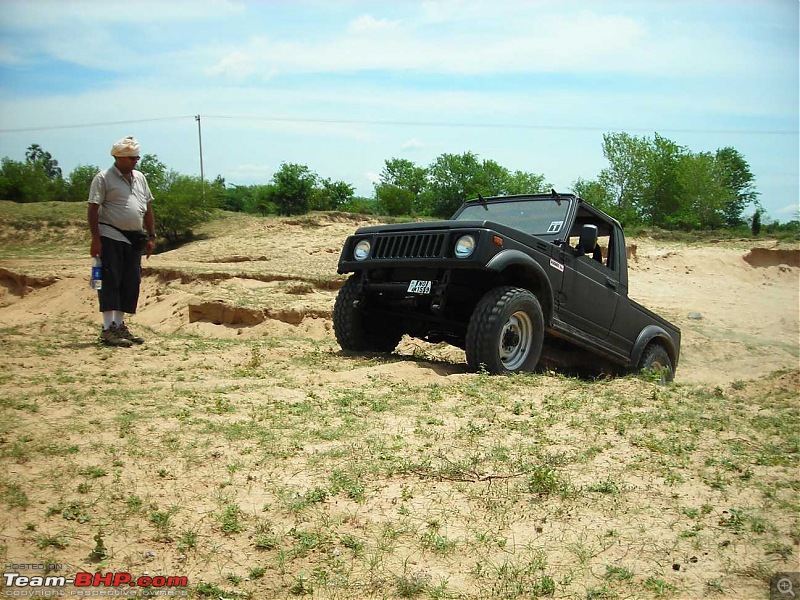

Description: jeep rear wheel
[465,286,544,374]
[637,343,675,383]
[333,275,403,353]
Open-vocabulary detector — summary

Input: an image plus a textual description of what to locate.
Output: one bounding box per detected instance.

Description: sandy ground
[0,213,798,599]
[2,213,798,385]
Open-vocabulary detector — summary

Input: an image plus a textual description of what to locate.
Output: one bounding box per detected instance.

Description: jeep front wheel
[333,275,403,353]
[465,286,544,374]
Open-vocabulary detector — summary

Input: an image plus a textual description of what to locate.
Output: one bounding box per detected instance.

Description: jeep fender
[485,249,555,324]
[630,325,678,369]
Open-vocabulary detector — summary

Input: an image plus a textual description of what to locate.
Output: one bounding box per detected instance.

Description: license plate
[407,280,432,295]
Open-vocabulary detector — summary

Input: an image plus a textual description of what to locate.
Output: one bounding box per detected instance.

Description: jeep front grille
[373,233,446,259]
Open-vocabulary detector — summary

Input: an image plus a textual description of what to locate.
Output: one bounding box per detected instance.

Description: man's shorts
[97,236,143,314]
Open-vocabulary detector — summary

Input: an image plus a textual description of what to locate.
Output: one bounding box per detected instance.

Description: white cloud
[0,43,23,65]
[0,0,245,70]
[401,138,425,150]
[1,0,243,28]
[364,171,381,186]
[774,204,800,219]
[206,48,262,81]
[347,14,399,34]
[197,4,767,81]
[226,163,274,181]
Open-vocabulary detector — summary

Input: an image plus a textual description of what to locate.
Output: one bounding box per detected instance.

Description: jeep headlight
[454,234,476,258]
[353,239,371,261]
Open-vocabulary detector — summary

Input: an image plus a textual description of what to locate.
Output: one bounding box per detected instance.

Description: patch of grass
[79,465,108,479]
[36,535,69,550]
[526,465,571,496]
[125,494,144,513]
[289,572,314,595]
[193,581,246,598]
[0,481,29,508]
[330,469,366,502]
[148,506,178,541]
[177,530,198,552]
[248,566,266,579]
[420,530,457,555]
[604,564,634,582]
[254,533,279,551]
[289,528,323,558]
[60,501,91,523]
[218,503,244,534]
[0,214,797,600]
[395,569,431,597]
[643,576,678,597]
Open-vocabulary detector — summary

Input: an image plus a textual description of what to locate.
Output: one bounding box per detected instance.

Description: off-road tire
[465,286,544,374]
[637,343,674,383]
[333,275,403,353]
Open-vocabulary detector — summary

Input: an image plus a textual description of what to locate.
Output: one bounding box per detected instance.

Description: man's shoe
[101,323,133,348]
[117,323,145,345]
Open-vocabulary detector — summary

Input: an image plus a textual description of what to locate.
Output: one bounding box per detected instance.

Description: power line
[204,114,799,137]
[0,114,796,136]
[0,116,195,134]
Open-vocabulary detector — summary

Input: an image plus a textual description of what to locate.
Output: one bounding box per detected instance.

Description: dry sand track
[0,213,798,599]
[1,216,797,384]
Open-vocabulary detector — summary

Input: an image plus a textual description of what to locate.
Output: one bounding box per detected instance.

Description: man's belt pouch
[100,222,148,252]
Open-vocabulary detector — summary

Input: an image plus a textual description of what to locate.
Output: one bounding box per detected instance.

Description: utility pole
[195,115,205,204]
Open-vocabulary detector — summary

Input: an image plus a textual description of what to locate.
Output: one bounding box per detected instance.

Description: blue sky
[0,0,797,220]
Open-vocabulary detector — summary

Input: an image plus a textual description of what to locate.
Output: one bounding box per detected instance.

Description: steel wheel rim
[499,310,532,370]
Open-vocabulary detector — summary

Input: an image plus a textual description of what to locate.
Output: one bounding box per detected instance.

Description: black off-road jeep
[333,192,680,380]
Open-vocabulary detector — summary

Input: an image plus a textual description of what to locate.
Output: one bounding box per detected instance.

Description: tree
[675,152,733,229]
[503,170,548,196]
[153,174,216,243]
[595,132,761,230]
[25,144,62,179]
[271,163,317,215]
[751,208,762,236]
[379,158,428,214]
[715,147,759,227]
[65,164,100,202]
[423,152,482,217]
[138,154,169,196]
[477,158,510,196]
[640,133,683,228]
[0,144,67,202]
[338,196,376,215]
[375,183,415,216]
[132,153,218,244]
[251,185,277,215]
[0,157,53,202]
[220,184,251,212]
[598,132,649,222]
[571,177,615,215]
[314,178,355,210]
[380,158,427,193]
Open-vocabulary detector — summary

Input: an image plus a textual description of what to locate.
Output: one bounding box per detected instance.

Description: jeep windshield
[453,197,572,237]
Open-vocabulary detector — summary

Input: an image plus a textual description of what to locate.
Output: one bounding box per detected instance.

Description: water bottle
[91,257,103,290]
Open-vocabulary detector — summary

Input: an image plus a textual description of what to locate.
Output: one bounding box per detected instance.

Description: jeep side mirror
[577,224,598,256]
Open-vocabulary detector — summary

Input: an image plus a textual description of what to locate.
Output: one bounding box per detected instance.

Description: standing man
[87,136,156,347]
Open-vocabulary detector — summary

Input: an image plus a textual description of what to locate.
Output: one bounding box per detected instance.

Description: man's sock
[102,311,114,330]
[112,311,125,326]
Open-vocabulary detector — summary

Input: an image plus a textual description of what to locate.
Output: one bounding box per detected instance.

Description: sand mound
[0,228,797,386]
[743,247,800,268]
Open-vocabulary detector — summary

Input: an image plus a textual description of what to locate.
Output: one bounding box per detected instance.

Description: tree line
[1,133,796,243]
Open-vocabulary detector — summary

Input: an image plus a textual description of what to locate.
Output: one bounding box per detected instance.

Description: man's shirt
[88,166,154,244]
